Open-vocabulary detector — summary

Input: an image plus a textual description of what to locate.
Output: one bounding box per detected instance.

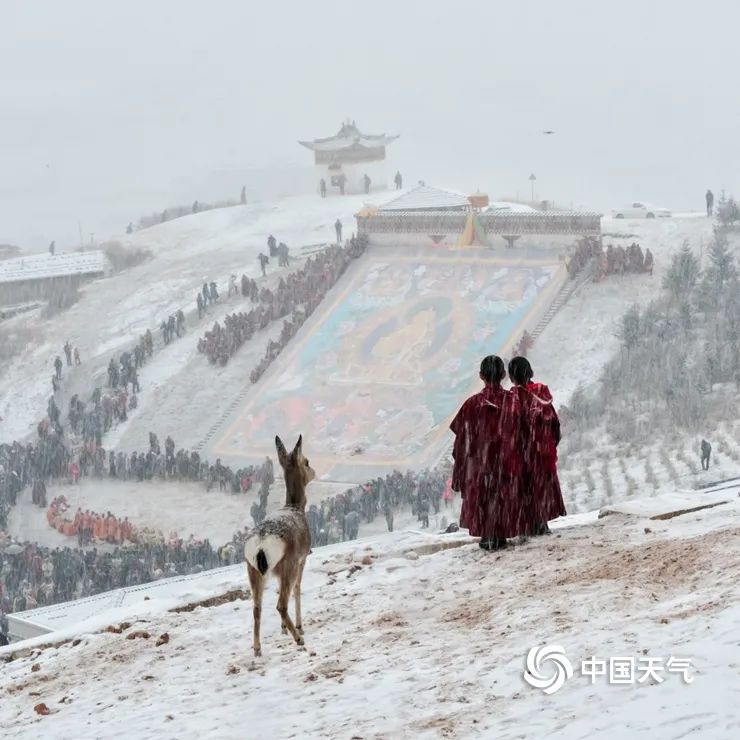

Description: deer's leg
[294,560,306,635]
[277,562,287,634]
[247,563,264,657]
[277,576,304,647]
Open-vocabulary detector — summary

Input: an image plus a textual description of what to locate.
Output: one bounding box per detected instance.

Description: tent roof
[379,185,470,212]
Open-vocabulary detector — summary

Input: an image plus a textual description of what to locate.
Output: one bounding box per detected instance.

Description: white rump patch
[244,534,286,573]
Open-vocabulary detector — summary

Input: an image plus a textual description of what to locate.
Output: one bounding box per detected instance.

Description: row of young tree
[566,225,739,442]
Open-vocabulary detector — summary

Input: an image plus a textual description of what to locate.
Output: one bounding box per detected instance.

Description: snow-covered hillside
[529,214,712,405]
[0,204,712,452]
[0,193,383,443]
[2,487,738,739]
[4,204,733,544]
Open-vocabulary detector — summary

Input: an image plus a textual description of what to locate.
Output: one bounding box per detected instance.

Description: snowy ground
[2,488,738,739]
[0,192,389,443]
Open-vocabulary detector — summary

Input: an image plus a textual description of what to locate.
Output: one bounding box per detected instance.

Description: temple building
[299,121,399,195]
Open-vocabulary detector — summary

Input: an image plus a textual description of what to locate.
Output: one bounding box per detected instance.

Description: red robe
[512,382,567,527]
[450,384,527,540]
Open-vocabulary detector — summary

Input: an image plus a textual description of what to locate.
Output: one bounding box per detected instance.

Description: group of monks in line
[46,496,136,546]
[566,237,654,282]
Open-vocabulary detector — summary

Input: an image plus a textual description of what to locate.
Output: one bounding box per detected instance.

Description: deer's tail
[256,549,269,575]
[245,534,286,576]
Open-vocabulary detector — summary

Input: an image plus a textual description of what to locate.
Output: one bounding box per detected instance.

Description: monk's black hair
[480,355,506,384]
[508,356,533,386]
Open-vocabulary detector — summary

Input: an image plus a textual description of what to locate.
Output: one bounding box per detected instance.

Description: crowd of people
[0,533,226,616]
[565,236,600,278]
[0,224,378,630]
[0,428,280,617]
[598,242,654,278]
[62,432,276,496]
[47,496,136,546]
[2,384,458,616]
[1,437,68,524]
[305,468,450,546]
[1,458,454,620]
[567,237,654,281]
[198,306,273,366]
[197,235,368,368]
[67,300,191,445]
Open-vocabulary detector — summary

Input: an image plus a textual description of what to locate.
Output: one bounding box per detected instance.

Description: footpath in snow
[1,486,738,739]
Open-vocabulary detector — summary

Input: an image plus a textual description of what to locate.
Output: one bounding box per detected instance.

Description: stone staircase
[193,384,252,453]
[530,261,593,341]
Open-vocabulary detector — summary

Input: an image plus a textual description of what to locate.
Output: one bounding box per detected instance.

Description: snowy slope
[1,207,711,448]
[529,214,712,406]
[0,193,388,442]
[1,488,738,739]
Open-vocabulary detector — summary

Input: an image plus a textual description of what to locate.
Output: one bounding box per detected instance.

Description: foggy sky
[2,0,739,250]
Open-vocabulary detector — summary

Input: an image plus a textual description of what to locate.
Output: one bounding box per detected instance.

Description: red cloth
[450,384,527,539]
[512,382,567,527]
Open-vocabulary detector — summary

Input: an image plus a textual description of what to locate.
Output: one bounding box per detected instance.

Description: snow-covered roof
[299,122,399,153]
[487,201,538,213]
[0,250,110,285]
[6,565,244,641]
[378,185,470,212]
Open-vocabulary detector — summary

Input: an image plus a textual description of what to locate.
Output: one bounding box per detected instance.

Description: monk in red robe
[508,356,567,535]
[450,355,527,550]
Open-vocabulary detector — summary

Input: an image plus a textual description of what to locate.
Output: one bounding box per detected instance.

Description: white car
[612,202,672,219]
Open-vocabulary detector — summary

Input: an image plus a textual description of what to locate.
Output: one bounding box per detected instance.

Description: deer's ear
[275,436,289,467]
[293,435,303,456]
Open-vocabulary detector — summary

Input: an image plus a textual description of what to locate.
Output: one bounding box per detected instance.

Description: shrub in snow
[715,190,740,228]
[662,242,701,302]
[103,241,152,273]
[643,458,659,490]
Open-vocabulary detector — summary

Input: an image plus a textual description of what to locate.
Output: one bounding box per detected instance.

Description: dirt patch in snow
[169,588,249,613]
[650,500,730,520]
[554,526,739,590]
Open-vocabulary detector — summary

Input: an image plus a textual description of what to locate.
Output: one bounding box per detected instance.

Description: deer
[244,434,315,657]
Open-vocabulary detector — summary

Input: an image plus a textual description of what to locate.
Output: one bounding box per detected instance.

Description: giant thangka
[213,250,562,479]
